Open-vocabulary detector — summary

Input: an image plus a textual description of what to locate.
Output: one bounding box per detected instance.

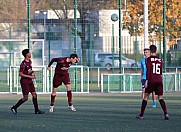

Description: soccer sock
[50,95,56,106]
[67,90,72,106]
[140,100,147,117]
[14,98,26,109]
[32,97,39,112]
[159,99,168,115]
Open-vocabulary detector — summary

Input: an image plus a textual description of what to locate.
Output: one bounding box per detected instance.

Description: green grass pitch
[0,93,181,132]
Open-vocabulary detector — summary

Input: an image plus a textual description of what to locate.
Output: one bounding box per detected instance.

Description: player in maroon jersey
[47,54,80,112]
[136,45,169,120]
[11,49,45,115]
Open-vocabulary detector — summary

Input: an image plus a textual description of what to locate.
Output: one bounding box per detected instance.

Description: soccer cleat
[152,102,156,108]
[136,114,144,120]
[11,106,17,115]
[49,106,54,113]
[164,114,169,120]
[35,110,45,114]
[152,105,156,108]
[68,105,76,112]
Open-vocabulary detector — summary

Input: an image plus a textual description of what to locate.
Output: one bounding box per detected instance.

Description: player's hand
[30,75,36,79]
[144,84,148,88]
[32,72,36,76]
[77,58,80,62]
[47,67,51,71]
[144,80,148,88]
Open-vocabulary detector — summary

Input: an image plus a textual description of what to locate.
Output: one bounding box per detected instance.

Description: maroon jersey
[20,60,34,83]
[48,57,72,75]
[146,55,163,83]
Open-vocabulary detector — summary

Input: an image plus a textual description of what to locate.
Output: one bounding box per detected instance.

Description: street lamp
[163,0,166,72]
[27,0,30,49]
[111,13,118,73]
[135,14,141,65]
[43,11,46,41]
[42,11,49,63]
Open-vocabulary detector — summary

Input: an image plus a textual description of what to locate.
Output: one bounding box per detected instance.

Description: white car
[94,52,117,66]
[100,55,140,69]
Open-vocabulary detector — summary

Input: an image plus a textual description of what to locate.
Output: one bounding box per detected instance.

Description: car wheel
[131,63,138,67]
[105,63,112,70]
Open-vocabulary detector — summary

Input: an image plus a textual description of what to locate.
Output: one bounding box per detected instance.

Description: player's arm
[19,63,35,79]
[145,80,148,88]
[160,60,163,75]
[19,72,36,79]
[140,60,143,82]
[140,68,143,82]
[146,58,150,80]
[47,58,60,70]
[145,58,150,88]
[140,59,146,82]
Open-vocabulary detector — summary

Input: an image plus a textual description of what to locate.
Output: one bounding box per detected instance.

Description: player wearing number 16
[136,45,169,120]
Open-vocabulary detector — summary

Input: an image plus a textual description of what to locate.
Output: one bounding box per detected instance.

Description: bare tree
[46,0,118,65]
[0,0,46,38]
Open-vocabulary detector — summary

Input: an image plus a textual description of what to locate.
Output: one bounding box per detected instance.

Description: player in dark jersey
[140,48,156,108]
[136,45,169,120]
[47,54,80,112]
[11,49,45,115]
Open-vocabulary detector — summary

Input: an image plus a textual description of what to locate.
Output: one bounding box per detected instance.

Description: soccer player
[11,49,45,115]
[136,45,169,120]
[140,48,157,108]
[47,54,80,112]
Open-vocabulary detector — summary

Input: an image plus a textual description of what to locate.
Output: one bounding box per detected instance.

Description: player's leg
[49,74,61,112]
[11,83,29,115]
[141,79,146,99]
[152,91,157,108]
[158,95,169,120]
[156,83,169,120]
[31,91,45,114]
[66,84,72,106]
[136,93,150,119]
[63,75,76,111]
[136,83,153,119]
[66,84,76,112]
[142,88,145,100]
[49,87,58,112]
[11,95,28,115]
[31,92,38,112]
[29,82,39,113]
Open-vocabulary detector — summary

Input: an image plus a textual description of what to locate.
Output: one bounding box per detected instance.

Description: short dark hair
[143,48,150,51]
[70,53,78,59]
[22,49,29,57]
[149,45,157,53]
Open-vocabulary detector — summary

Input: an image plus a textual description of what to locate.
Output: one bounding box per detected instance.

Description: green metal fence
[9,65,89,94]
[0,0,181,93]
[101,72,181,93]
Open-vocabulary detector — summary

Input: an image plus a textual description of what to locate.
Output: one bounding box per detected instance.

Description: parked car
[99,55,140,69]
[94,52,119,66]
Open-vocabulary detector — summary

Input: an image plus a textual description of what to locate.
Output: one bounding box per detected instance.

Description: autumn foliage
[123,0,181,46]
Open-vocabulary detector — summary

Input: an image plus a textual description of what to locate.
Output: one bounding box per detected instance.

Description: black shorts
[145,82,163,95]
[20,82,36,95]
[53,74,70,88]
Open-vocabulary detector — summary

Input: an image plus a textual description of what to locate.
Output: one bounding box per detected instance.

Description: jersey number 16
[152,63,161,74]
